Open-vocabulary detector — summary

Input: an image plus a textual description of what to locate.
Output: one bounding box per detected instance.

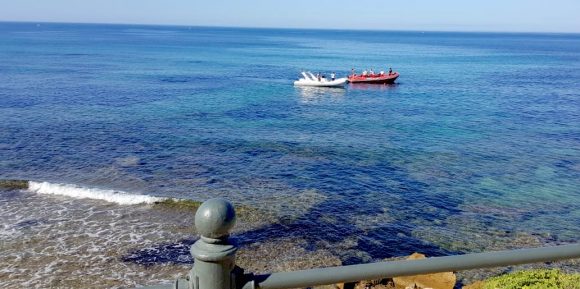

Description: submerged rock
[152,198,277,226]
[153,198,203,210]
[237,238,342,274]
[0,179,28,190]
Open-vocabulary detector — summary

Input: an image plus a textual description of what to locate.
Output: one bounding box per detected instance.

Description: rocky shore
[1,183,578,289]
[317,253,579,289]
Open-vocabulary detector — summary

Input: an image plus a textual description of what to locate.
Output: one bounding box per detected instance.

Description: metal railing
[140,198,580,289]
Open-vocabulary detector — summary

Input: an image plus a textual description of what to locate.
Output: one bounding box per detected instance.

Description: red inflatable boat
[348,72,399,84]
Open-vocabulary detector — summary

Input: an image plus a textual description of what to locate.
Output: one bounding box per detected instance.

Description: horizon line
[1,20,579,35]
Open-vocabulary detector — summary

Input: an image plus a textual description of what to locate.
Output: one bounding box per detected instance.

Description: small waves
[27,181,165,205]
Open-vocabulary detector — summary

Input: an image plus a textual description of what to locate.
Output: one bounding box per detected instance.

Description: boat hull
[348,72,399,84]
[294,77,348,87]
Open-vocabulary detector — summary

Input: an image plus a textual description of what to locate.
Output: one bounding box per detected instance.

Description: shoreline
[1,182,578,288]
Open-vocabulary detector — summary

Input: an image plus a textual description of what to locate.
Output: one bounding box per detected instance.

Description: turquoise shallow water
[0,22,579,263]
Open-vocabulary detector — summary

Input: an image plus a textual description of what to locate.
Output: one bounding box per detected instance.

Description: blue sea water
[1,22,579,263]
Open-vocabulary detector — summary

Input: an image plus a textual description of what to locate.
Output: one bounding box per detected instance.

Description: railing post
[188,198,238,289]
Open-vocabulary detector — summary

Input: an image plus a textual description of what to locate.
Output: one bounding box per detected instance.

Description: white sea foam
[28,181,165,205]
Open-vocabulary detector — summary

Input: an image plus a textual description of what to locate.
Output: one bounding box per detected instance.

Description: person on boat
[316,73,321,81]
[388,67,393,75]
[351,68,355,77]
[331,72,335,81]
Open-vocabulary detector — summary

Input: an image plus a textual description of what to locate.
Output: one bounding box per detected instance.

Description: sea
[0,22,579,288]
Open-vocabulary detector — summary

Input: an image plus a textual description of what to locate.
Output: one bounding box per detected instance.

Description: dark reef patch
[0,179,28,190]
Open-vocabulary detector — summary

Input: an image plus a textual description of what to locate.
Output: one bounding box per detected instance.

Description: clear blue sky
[1,0,579,33]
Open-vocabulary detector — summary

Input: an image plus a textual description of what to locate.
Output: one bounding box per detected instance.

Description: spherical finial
[195,198,236,239]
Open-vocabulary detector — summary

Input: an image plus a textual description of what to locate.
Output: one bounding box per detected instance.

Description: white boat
[294,72,347,87]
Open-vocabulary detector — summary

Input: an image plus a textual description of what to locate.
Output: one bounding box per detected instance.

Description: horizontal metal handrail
[247,244,580,289]
[136,199,580,289]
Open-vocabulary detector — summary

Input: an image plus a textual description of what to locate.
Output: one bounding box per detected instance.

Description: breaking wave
[27,181,166,205]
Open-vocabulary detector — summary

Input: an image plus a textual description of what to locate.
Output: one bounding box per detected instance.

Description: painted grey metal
[246,243,580,289]
[188,198,238,289]
[138,199,580,289]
